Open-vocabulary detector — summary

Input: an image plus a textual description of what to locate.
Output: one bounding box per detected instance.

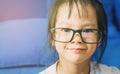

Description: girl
[39,0,120,74]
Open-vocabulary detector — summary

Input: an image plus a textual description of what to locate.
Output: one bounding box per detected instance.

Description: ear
[97,36,102,47]
[97,42,101,47]
[51,39,55,47]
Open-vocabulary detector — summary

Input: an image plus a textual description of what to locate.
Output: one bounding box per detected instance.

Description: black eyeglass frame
[50,28,103,44]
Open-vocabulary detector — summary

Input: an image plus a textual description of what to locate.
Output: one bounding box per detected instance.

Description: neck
[57,60,90,74]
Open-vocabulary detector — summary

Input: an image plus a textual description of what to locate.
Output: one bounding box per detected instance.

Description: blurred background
[0,0,120,74]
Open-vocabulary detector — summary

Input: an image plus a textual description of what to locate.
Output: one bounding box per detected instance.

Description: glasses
[50,28,102,44]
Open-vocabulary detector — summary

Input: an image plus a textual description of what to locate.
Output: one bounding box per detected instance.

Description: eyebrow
[56,22,70,27]
[56,22,97,29]
[82,23,97,28]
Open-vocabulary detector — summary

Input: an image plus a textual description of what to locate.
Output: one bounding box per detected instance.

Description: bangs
[49,0,91,29]
[67,0,90,18]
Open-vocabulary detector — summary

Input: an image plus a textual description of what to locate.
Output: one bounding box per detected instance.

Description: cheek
[87,44,97,55]
[55,42,67,53]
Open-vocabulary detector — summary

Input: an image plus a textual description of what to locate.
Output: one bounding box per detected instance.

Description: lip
[68,48,87,53]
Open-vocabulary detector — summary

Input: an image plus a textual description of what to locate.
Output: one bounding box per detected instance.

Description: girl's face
[53,3,98,64]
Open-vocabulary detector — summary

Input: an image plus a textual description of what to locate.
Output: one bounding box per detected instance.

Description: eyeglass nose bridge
[71,30,83,41]
[72,30,82,36]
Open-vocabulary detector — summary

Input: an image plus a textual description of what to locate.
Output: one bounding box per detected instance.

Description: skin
[52,2,98,74]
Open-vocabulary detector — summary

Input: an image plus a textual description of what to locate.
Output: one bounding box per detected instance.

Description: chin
[66,56,90,64]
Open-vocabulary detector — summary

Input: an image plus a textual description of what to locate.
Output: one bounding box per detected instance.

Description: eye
[61,28,71,32]
[82,29,94,33]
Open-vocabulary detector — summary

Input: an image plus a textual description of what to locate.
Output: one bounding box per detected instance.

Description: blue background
[0,0,120,74]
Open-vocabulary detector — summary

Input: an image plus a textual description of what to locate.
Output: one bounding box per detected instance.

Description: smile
[68,48,87,53]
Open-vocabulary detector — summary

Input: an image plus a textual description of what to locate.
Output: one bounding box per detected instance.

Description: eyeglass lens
[51,28,101,43]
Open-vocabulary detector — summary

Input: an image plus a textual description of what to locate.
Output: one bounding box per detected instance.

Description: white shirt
[39,61,120,74]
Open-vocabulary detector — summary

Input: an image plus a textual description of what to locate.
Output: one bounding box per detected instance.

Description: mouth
[68,48,87,53]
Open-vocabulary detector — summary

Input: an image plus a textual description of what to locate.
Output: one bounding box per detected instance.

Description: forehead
[57,2,96,19]
[56,2,97,28]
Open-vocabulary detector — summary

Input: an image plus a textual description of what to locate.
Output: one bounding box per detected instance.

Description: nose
[71,32,83,43]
